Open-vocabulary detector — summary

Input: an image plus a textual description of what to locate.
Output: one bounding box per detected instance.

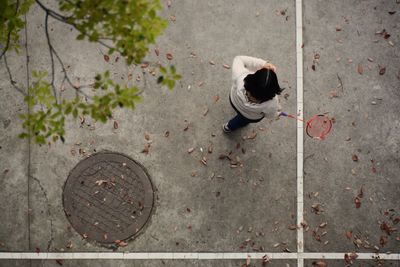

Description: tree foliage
[0,0,181,145]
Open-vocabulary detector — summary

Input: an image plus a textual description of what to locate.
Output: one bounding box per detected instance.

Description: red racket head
[306,115,332,140]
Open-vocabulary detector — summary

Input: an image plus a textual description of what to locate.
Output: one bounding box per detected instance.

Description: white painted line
[295,1,304,267]
[0,252,399,260]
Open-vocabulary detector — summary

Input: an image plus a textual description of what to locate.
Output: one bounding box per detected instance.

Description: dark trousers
[228,96,263,131]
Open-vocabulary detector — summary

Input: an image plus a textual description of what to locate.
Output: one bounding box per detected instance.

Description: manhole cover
[63,152,154,244]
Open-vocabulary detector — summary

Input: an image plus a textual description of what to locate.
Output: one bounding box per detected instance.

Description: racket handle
[279,112,288,117]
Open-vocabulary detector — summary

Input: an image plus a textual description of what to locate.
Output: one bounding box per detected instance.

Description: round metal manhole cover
[63,152,154,244]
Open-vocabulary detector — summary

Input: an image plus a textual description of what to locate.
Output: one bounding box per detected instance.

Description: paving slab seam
[0,252,399,260]
[24,12,32,253]
[295,0,304,267]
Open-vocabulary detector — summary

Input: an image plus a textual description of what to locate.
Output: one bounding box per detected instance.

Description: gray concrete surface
[0,0,399,266]
[303,0,400,253]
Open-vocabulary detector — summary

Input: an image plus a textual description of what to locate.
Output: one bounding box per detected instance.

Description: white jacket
[229,55,281,120]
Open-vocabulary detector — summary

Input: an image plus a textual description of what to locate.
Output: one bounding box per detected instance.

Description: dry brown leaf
[95,180,108,186]
[358,186,364,198]
[154,48,160,56]
[187,147,195,154]
[344,252,358,263]
[202,107,209,116]
[223,64,230,69]
[246,255,251,266]
[319,222,328,228]
[141,62,149,68]
[164,131,170,137]
[288,225,297,230]
[209,60,216,65]
[380,235,388,246]
[312,64,316,71]
[169,15,176,22]
[144,133,150,141]
[113,121,119,129]
[336,26,342,31]
[354,197,361,208]
[312,261,327,267]
[244,131,257,140]
[345,231,353,239]
[379,65,386,75]
[213,95,220,102]
[357,63,363,74]
[208,144,213,154]
[351,154,358,162]
[142,143,150,154]
[66,241,73,249]
[103,54,110,62]
[166,53,173,60]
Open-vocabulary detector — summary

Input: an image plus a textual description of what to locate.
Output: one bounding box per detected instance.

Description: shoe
[222,123,232,133]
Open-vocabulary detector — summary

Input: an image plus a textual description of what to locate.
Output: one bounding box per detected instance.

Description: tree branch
[3,53,27,96]
[44,13,58,103]
[0,0,20,60]
[35,0,116,51]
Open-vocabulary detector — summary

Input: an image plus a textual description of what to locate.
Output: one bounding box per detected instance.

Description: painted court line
[295,0,304,266]
[0,252,399,260]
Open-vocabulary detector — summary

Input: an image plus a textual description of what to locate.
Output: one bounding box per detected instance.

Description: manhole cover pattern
[63,152,154,244]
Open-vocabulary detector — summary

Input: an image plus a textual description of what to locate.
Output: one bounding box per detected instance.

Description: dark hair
[243,68,283,102]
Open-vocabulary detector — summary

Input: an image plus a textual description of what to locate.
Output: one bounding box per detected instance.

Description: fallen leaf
[288,225,297,230]
[351,154,358,162]
[187,147,195,154]
[103,55,110,62]
[345,231,353,239]
[141,62,149,68]
[95,180,108,186]
[380,235,388,246]
[167,0,172,8]
[336,26,342,31]
[312,261,327,267]
[118,241,128,247]
[207,144,213,154]
[56,259,64,266]
[202,107,209,116]
[166,53,173,60]
[164,131,170,137]
[186,207,191,212]
[358,186,364,198]
[209,60,216,65]
[245,255,251,266]
[66,241,73,249]
[113,121,118,129]
[142,143,150,154]
[354,196,361,208]
[344,252,358,263]
[312,64,316,71]
[115,56,119,62]
[319,222,328,228]
[389,11,396,15]
[223,64,230,69]
[169,15,176,22]
[357,63,363,74]
[144,133,150,141]
[380,221,396,235]
[244,131,257,140]
[213,95,220,102]
[379,65,386,75]
[154,48,160,56]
